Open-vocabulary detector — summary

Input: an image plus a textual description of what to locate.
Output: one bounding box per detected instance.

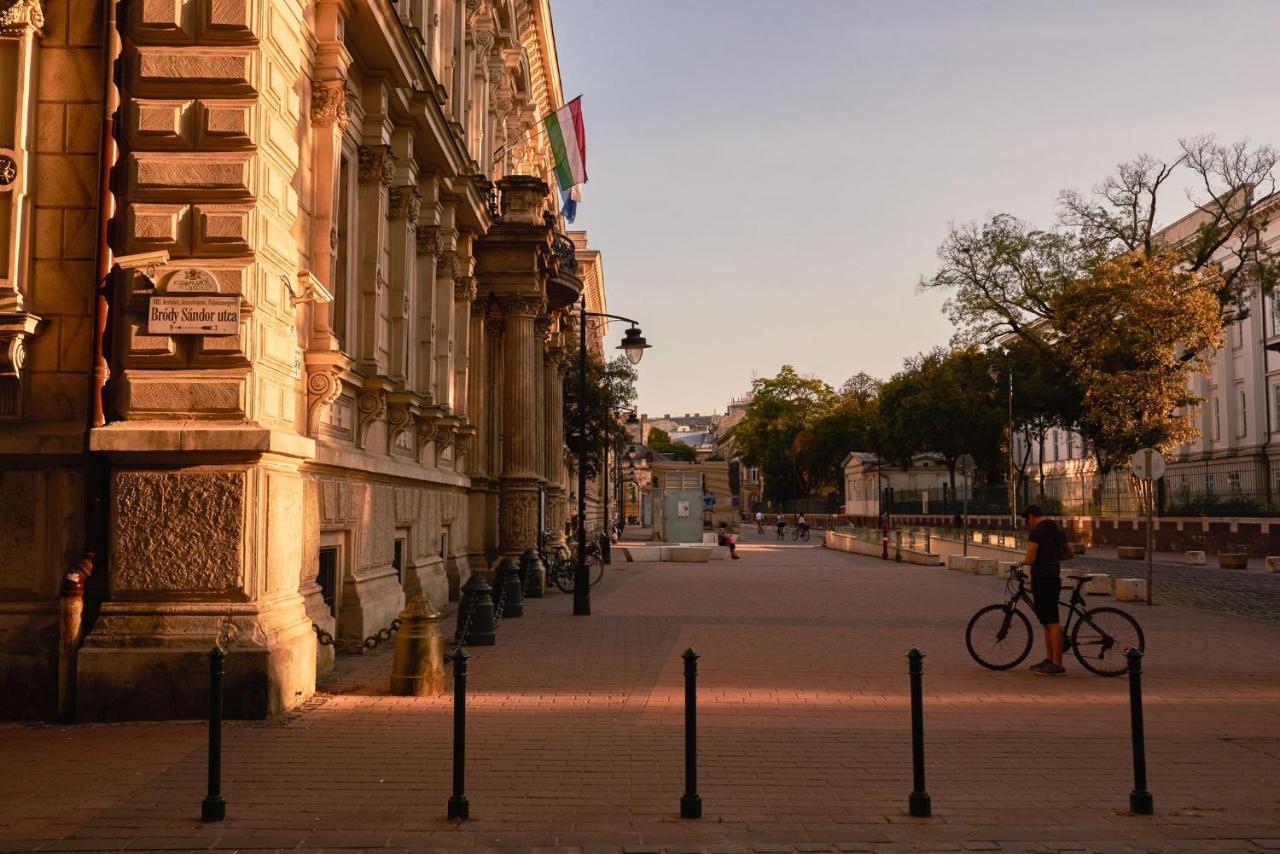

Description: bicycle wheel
[965,604,1034,670]
[1072,607,1144,677]
[552,556,575,593]
[800,528,811,541]
[587,550,606,586]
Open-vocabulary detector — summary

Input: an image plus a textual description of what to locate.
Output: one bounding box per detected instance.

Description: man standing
[1020,505,1070,676]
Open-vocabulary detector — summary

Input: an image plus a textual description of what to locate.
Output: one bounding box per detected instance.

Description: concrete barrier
[1083,573,1111,595]
[969,557,997,575]
[1114,578,1147,602]
[701,533,718,544]
[668,547,711,563]
[1185,550,1207,566]
[1267,556,1280,573]
[1117,546,1145,560]
[1219,553,1248,570]
[947,554,968,571]
[622,546,663,562]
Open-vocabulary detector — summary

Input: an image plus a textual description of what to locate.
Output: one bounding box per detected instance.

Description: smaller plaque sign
[164,267,220,293]
[148,295,240,336]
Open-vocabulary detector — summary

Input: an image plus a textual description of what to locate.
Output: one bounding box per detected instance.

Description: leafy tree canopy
[563,354,638,480]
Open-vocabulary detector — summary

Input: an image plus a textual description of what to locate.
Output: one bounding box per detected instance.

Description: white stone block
[971,557,997,575]
[707,546,730,560]
[947,554,967,570]
[623,547,662,563]
[998,561,1019,579]
[1185,551,1206,566]
[1267,556,1280,573]
[1084,573,1111,595]
[1114,578,1147,602]
[701,533,718,544]
[669,547,711,563]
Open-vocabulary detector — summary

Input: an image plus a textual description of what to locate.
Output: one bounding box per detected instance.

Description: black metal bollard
[520,548,544,599]
[201,645,226,822]
[493,557,524,618]
[680,648,702,819]
[1126,648,1154,815]
[600,531,612,566]
[907,648,931,817]
[455,574,496,646]
[447,648,470,821]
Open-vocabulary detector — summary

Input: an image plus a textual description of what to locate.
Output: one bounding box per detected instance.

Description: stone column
[543,340,568,544]
[498,294,543,555]
[464,296,490,575]
[435,241,458,412]
[453,264,475,421]
[482,301,504,562]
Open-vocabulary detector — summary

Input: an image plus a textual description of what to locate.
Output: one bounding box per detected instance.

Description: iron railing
[551,231,577,275]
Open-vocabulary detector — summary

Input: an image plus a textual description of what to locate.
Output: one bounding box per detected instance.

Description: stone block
[701,533,717,544]
[61,208,97,259]
[198,99,254,147]
[1114,578,1147,602]
[970,557,997,575]
[1218,553,1248,570]
[66,0,104,46]
[32,153,98,207]
[1185,550,1207,566]
[133,47,255,96]
[946,554,967,570]
[133,0,193,42]
[36,103,64,153]
[1083,574,1111,595]
[64,104,102,154]
[1117,546,1145,560]
[26,372,88,422]
[668,547,710,563]
[37,46,103,101]
[130,153,254,199]
[194,203,254,254]
[127,99,192,149]
[622,547,661,563]
[1266,556,1280,573]
[124,202,189,253]
[31,259,94,315]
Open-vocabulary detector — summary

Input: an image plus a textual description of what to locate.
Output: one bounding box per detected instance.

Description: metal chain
[312,619,402,655]
[452,597,474,648]
[493,574,507,623]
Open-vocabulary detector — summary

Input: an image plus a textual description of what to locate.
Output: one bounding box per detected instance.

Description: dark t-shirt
[1029,519,1064,579]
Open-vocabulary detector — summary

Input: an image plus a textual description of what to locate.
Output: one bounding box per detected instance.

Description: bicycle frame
[999,571,1089,647]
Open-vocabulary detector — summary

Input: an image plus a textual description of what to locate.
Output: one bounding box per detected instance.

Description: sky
[551,0,1280,417]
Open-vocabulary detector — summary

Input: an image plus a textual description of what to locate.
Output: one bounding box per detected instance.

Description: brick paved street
[1063,554,1280,622]
[3,534,1279,853]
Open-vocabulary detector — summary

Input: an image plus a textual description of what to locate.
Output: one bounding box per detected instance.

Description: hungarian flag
[545,96,587,191]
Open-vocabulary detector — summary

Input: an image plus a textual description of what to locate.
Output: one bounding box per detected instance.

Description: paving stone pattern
[2,531,1279,853]
[1067,555,1280,621]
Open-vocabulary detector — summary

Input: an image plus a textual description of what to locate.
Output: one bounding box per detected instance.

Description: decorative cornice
[501,294,544,319]
[453,276,477,302]
[357,144,395,187]
[310,80,347,129]
[415,224,445,257]
[437,250,459,280]
[0,0,45,37]
[385,397,415,454]
[414,409,441,463]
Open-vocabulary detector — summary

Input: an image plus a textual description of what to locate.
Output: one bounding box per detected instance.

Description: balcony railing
[551,231,578,275]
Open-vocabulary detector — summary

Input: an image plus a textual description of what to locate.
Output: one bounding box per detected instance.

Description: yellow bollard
[390,595,446,696]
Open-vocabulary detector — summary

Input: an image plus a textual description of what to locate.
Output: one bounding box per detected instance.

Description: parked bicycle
[538,532,604,593]
[965,566,1144,677]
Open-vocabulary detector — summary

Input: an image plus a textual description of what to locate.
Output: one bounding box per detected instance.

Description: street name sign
[148,295,240,336]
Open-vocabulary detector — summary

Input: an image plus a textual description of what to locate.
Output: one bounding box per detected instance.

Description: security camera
[114,250,170,272]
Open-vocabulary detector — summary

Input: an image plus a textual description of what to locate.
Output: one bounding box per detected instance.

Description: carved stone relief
[0,0,45,37]
[310,81,348,129]
[355,387,386,449]
[357,144,396,187]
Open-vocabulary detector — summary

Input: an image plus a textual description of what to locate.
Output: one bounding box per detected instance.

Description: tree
[646,426,698,462]
[735,365,836,502]
[563,354,638,480]
[1053,250,1224,475]
[801,373,881,500]
[873,347,1003,493]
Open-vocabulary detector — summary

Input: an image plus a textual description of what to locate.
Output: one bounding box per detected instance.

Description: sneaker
[1028,659,1052,672]
[1033,662,1067,677]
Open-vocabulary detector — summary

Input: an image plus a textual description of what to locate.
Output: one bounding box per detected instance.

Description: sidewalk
[3,537,1279,853]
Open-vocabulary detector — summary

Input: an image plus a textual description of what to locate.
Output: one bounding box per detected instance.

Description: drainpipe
[59,0,122,721]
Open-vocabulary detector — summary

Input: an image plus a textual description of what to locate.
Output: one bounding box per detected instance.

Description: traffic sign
[1131,448,1166,481]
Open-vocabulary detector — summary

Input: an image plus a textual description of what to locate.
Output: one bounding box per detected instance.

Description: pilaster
[498,293,542,554]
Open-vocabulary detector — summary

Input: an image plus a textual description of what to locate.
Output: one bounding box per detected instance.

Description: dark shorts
[1031,576,1061,626]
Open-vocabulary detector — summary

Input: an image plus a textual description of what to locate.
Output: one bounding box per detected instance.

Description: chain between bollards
[1126,648,1154,815]
[447,647,470,821]
[907,648,931,818]
[680,647,702,819]
[201,645,226,822]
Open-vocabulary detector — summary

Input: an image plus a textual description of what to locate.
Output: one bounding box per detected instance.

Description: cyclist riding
[796,513,809,536]
[775,514,786,540]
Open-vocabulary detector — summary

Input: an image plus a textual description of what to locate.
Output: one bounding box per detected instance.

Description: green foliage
[645,426,698,461]
[873,347,1004,487]
[563,354,638,480]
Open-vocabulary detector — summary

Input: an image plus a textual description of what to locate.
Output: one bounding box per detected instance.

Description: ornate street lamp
[574,295,651,616]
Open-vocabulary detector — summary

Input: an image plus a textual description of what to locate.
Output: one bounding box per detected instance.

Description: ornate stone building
[0,0,601,720]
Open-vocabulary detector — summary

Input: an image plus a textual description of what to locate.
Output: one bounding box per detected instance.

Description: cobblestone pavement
[3,534,1279,853]
[1063,555,1280,621]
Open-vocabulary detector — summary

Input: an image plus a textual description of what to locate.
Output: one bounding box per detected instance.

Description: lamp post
[990,361,1015,528]
[574,296,650,616]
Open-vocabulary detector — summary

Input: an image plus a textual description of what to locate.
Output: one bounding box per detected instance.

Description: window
[1239,391,1247,438]
[318,547,338,617]
[1214,397,1221,440]
[1233,320,1244,349]
[393,538,404,584]
[334,156,351,351]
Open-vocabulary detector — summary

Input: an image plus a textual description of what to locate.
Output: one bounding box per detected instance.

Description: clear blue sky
[552,0,1280,416]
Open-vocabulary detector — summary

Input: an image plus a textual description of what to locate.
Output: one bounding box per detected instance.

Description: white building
[843,452,973,517]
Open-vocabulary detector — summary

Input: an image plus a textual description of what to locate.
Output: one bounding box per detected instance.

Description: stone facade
[0,0,602,720]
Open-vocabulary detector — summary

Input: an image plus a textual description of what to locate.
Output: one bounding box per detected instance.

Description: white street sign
[148,295,240,336]
[1131,448,1166,481]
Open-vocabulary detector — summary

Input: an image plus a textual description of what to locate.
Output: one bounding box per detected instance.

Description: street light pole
[1008,368,1016,528]
[573,297,651,617]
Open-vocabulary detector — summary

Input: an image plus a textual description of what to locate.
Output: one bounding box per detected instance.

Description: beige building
[0,0,605,720]
[843,452,973,518]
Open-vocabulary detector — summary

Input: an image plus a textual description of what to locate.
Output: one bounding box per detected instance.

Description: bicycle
[540,533,604,593]
[965,566,1144,677]
[791,524,811,542]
